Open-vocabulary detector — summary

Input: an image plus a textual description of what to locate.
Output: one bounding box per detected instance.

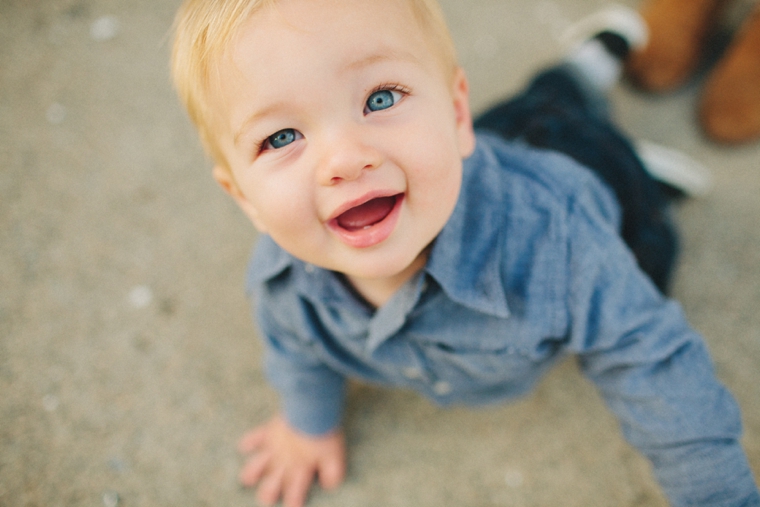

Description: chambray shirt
[246,133,759,506]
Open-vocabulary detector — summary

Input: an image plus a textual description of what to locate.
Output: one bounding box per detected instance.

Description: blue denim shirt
[246,133,759,506]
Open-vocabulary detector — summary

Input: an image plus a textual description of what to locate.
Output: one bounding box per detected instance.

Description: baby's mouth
[335,194,400,231]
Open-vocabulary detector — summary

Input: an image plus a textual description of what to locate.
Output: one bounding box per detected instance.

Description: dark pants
[474,66,677,294]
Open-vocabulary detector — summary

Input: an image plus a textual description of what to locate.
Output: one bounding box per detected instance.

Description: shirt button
[403,367,422,380]
[433,381,452,396]
[304,264,315,274]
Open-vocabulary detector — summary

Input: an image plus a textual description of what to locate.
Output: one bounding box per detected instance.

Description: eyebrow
[341,48,421,72]
[234,102,286,146]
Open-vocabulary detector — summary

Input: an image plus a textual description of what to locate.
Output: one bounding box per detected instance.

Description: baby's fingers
[317,453,346,490]
[317,444,346,489]
[256,466,286,507]
[282,468,313,507]
[239,451,271,487]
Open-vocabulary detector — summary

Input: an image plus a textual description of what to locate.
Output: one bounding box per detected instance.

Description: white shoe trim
[635,140,714,197]
[561,4,649,53]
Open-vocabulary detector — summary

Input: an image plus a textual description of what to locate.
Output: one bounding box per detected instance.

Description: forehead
[234,0,434,66]
[229,0,453,89]
[215,0,446,131]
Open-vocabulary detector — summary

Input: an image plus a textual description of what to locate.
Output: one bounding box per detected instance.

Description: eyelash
[255,130,288,155]
[368,82,411,98]
[254,83,412,154]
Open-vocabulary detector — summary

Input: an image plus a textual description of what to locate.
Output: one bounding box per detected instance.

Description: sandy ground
[1,0,759,505]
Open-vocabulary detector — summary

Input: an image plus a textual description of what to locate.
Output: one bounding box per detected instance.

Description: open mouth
[329,193,403,248]
[335,194,400,231]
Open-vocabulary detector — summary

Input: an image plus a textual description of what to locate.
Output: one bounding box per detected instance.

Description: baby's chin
[341,244,431,282]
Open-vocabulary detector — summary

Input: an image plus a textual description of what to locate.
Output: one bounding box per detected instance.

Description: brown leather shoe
[700,4,760,143]
[627,0,728,91]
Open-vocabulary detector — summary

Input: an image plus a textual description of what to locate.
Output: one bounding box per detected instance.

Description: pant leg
[475,65,678,294]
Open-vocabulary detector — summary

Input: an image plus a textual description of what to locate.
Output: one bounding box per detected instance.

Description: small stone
[90,16,120,41]
[128,285,153,308]
[46,103,66,124]
[102,490,120,507]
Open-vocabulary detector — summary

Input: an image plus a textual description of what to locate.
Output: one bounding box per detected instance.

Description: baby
[171,1,759,506]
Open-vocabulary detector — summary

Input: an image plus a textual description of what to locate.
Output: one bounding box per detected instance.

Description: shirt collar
[424,135,510,319]
[247,236,358,307]
[247,234,292,293]
[248,134,511,319]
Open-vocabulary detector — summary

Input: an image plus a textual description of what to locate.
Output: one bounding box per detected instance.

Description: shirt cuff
[281,375,345,435]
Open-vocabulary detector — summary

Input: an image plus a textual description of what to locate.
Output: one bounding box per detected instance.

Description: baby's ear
[452,67,476,158]
[212,165,268,233]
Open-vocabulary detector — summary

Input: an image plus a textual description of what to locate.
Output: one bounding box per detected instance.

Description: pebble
[102,491,120,507]
[46,103,66,124]
[128,285,153,308]
[90,16,120,41]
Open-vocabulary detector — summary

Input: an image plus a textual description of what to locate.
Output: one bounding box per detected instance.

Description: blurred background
[1,0,758,505]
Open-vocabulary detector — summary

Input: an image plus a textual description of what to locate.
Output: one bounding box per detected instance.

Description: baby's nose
[317,131,382,185]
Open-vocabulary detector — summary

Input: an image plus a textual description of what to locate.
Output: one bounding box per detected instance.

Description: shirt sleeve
[256,292,347,436]
[564,196,760,506]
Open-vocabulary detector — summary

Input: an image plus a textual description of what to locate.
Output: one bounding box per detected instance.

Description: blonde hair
[171,0,458,168]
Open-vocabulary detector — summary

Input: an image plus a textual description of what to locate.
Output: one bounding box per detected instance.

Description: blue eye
[266,129,298,149]
[366,89,401,112]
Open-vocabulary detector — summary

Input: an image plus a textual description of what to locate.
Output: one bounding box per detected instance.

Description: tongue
[337,196,396,231]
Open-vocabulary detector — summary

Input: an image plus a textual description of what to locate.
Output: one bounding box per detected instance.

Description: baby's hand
[238,414,346,507]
